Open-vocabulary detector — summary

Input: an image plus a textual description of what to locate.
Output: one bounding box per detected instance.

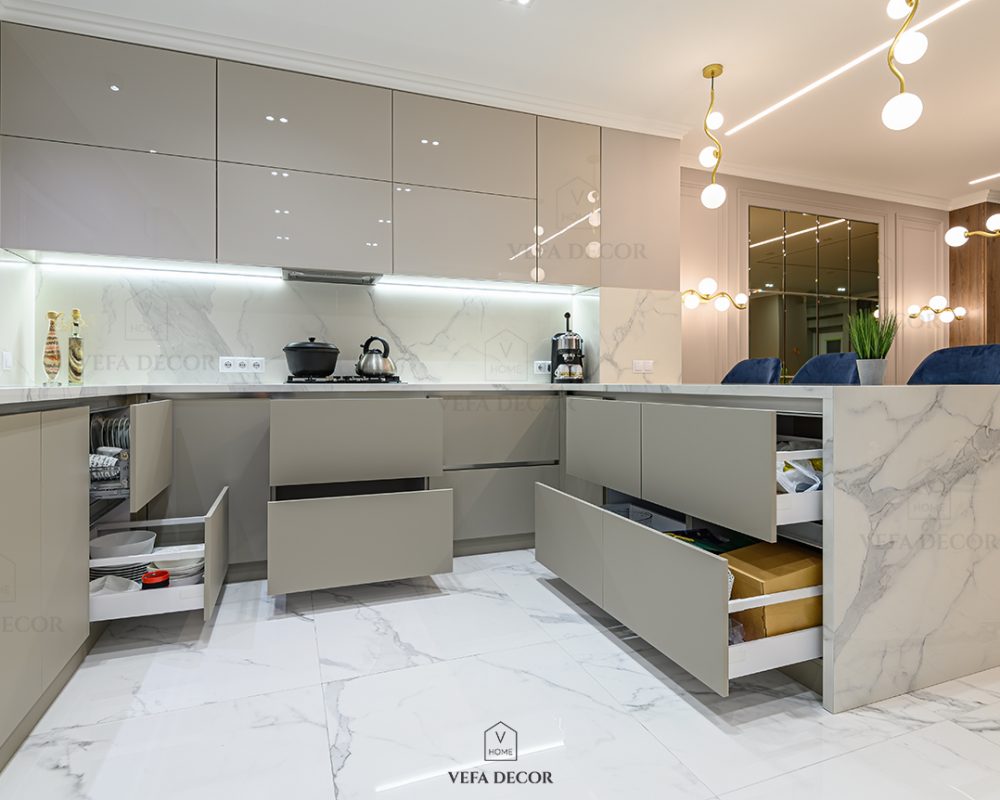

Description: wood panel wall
[949,202,1000,347]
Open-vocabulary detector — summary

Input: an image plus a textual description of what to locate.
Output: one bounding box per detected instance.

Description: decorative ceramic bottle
[68,308,84,386]
[42,310,63,386]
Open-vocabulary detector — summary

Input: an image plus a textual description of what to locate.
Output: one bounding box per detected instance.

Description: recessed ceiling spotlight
[726,0,975,136]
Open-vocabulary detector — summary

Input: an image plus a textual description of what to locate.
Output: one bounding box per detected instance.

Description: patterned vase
[43,311,62,386]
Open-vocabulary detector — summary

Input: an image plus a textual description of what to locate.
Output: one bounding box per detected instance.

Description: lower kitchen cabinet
[431,465,558,541]
[0,136,215,261]
[534,481,823,698]
[534,483,604,605]
[0,413,42,747]
[39,408,90,686]
[441,395,560,468]
[267,489,453,595]
[129,399,174,513]
[564,397,641,496]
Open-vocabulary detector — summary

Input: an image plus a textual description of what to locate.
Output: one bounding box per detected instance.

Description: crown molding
[946,188,1000,212]
[0,0,688,139]
[678,152,951,211]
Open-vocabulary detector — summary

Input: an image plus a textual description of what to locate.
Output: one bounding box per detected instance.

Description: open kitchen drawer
[88,486,229,622]
[641,403,822,543]
[535,483,822,697]
[267,488,453,595]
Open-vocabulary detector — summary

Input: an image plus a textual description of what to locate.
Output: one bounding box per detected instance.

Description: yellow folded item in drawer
[724,542,822,642]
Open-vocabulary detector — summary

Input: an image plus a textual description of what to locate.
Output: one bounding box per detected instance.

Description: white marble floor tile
[322,641,714,800]
[311,571,551,682]
[555,631,986,796]
[720,721,1000,799]
[34,608,322,732]
[953,699,1000,748]
[0,687,334,800]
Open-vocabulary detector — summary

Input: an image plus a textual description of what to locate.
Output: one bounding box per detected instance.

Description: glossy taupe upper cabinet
[393,92,536,198]
[218,162,392,273]
[0,137,215,262]
[217,61,391,180]
[393,184,536,281]
[0,23,215,159]
[537,118,601,286]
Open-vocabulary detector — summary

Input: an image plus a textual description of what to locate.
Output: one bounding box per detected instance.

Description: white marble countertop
[0,381,840,408]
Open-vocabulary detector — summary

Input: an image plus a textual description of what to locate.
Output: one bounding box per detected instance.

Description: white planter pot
[857,359,887,386]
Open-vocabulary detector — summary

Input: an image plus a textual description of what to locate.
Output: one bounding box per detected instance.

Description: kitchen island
[1,381,998,719]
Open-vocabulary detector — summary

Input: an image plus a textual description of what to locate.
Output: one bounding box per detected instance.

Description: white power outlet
[221,356,265,374]
[219,356,237,373]
[533,360,552,375]
[632,359,655,374]
[1,351,12,371]
[249,357,266,373]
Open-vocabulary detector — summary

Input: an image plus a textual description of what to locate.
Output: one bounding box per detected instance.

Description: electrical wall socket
[1,351,12,371]
[533,360,552,375]
[220,356,265,374]
[632,359,655,374]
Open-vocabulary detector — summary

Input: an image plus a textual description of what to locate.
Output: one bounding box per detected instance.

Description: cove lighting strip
[725,0,976,137]
[969,172,1000,186]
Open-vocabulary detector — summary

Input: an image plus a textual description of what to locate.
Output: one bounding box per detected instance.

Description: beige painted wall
[680,168,948,385]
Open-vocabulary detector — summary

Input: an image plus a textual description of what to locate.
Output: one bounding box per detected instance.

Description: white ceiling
[1,0,996,209]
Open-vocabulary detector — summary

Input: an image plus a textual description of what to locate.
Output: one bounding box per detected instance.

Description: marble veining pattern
[4,550,1000,798]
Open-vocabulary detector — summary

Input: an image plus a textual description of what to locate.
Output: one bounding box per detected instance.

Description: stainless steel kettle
[355,336,397,378]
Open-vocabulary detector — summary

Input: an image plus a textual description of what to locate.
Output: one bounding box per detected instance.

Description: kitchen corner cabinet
[217,162,392,273]
[0,413,42,747]
[537,118,601,286]
[39,408,90,686]
[0,137,215,262]
[0,23,216,159]
[218,61,391,180]
[393,185,537,281]
[392,92,536,198]
[129,399,174,513]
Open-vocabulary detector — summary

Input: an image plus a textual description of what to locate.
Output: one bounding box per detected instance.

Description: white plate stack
[153,550,205,586]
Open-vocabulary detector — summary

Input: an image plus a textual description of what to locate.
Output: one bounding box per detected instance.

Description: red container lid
[142,570,170,588]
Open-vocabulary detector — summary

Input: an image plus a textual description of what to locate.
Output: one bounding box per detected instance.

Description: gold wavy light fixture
[946,213,1000,248]
[682,278,748,312]
[907,296,967,324]
[882,0,926,130]
[700,64,727,209]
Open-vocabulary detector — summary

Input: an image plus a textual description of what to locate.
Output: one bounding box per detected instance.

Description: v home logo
[484,722,517,762]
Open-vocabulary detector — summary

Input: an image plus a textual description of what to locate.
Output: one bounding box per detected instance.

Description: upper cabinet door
[393,93,536,197]
[537,118,601,286]
[0,23,215,158]
[393,184,536,281]
[217,61,391,180]
[218,162,392,273]
[0,137,216,262]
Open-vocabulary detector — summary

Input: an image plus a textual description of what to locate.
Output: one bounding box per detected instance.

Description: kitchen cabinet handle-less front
[564,397,642,496]
[641,403,822,542]
[218,162,392,273]
[535,483,604,605]
[130,400,174,514]
[267,489,454,595]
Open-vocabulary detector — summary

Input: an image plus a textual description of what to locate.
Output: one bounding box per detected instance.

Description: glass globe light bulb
[954,306,968,319]
[894,31,928,65]
[907,304,921,317]
[714,295,732,312]
[706,111,724,131]
[734,292,749,307]
[683,293,702,310]
[886,0,911,20]
[701,183,727,209]
[881,92,923,131]
[946,226,970,247]
[588,210,601,228]
[919,308,936,323]
[986,214,1000,233]
[697,277,719,296]
[939,309,956,324]
[873,308,881,319]
[929,295,948,312]
[585,241,601,259]
[529,266,546,282]
[698,145,719,169]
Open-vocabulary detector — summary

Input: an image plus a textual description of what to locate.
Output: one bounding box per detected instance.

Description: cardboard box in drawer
[724,542,822,641]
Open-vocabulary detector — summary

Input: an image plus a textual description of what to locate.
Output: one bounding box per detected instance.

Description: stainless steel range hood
[281,269,383,286]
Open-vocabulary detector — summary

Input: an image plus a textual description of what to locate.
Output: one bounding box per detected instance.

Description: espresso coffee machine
[550,312,585,383]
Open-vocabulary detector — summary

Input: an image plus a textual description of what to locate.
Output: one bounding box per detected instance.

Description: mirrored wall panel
[748,206,879,379]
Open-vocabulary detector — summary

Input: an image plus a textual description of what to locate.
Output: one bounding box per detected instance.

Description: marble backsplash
[28,266,586,385]
[0,255,34,387]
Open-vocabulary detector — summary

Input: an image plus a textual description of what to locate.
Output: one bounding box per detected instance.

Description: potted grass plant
[848,310,899,385]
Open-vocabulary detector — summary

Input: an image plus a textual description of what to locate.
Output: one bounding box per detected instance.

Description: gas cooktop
[285,375,403,384]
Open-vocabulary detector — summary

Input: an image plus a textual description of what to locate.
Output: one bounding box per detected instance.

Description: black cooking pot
[283,337,340,378]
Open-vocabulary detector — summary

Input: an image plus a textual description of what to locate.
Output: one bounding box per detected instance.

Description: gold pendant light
[882,0,925,131]
[700,64,727,209]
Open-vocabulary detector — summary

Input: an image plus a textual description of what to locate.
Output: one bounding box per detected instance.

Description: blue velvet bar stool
[908,345,1000,384]
[791,352,860,385]
[721,358,782,384]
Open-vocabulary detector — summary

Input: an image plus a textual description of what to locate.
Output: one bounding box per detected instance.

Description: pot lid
[284,337,340,352]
